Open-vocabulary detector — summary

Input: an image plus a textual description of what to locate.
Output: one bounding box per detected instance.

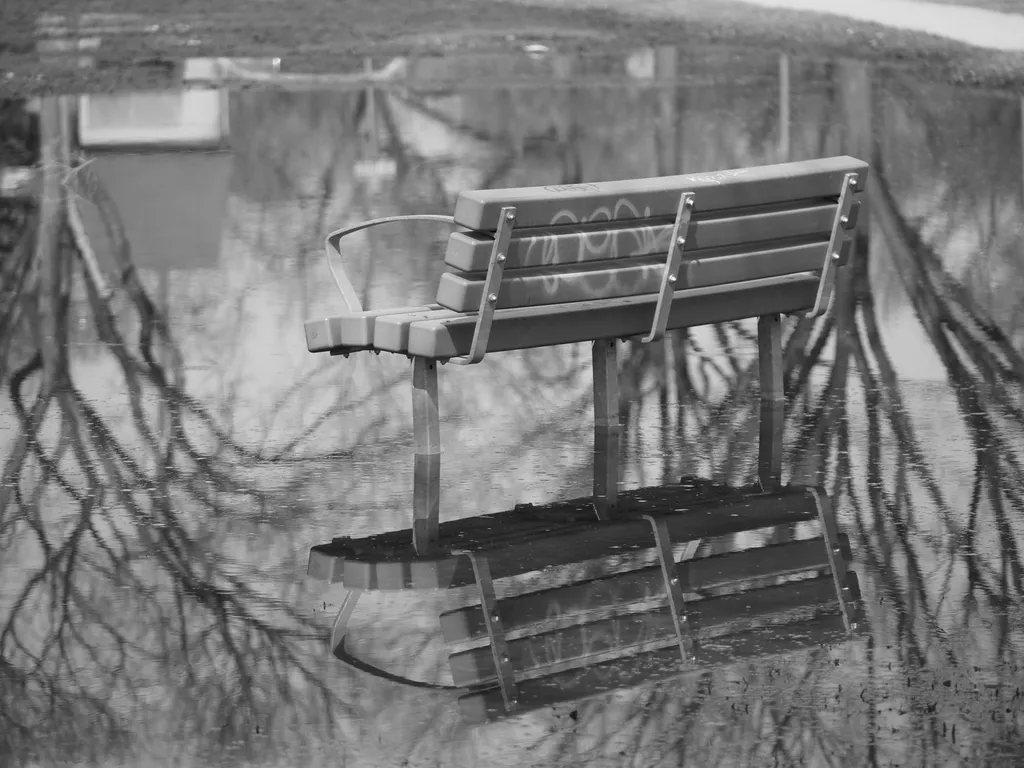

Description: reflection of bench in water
[311,483,862,724]
[304,156,868,552]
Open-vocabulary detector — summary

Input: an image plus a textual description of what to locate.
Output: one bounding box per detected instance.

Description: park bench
[311,483,863,724]
[304,155,868,553]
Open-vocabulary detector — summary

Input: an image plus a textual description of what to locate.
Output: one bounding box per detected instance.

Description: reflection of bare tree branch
[1,99,354,765]
[585,64,1024,765]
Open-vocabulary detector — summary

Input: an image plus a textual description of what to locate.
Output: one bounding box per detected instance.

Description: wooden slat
[444,199,848,272]
[436,255,666,311]
[372,305,450,352]
[435,238,849,312]
[305,304,440,352]
[457,611,851,724]
[683,236,852,289]
[307,487,820,587]
[453,156,869,231]
[440,535,850,643]
[399,273,819,358]
[447,575,840,687]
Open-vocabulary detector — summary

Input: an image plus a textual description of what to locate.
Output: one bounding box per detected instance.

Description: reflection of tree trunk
[36,97,67,386]
[778,54,790,163]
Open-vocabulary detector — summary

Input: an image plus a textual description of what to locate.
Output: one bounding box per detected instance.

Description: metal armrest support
[641,192,695,344]
[325,214,458,313]
[448,206,518,365]
[806,172,859,319]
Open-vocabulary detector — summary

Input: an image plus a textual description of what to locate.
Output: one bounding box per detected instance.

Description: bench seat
[308,482,828,588]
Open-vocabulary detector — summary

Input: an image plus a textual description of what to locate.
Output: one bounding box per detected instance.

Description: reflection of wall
[78,89,229,149]
[76,152,232,273]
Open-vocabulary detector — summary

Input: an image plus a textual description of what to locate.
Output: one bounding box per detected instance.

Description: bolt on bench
[312,484,863,724]
[305,155,868,553]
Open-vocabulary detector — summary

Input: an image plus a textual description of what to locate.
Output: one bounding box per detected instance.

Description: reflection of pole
[1021,95,1023,207]
[654,45,679,472]
[37,98,65,384]
[553,54,580,182]
[839,61,871,236]
[365,57,378,156]
[655,45,679,175]
[779,54,790,162]
[804,59,872,487]
[157,268,170,478]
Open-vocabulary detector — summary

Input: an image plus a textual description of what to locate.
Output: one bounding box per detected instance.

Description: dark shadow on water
[1,45,1024,767]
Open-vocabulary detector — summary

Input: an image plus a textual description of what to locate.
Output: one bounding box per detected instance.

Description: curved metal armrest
[330,588,466,691]
[325,214,457,313]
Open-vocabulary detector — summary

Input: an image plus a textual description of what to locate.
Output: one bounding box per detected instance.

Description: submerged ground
[2,0,1024,95]
[2,1,1024,767]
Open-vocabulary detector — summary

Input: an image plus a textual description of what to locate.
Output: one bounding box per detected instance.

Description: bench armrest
[325,214,457,312]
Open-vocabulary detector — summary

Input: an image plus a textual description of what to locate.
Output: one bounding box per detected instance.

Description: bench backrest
[439,498,862,724]
[435,156,867,313]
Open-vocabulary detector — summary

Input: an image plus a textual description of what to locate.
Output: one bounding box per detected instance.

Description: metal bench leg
[412,357,441,554]
[592,338,620,520]
[757,313,784,491]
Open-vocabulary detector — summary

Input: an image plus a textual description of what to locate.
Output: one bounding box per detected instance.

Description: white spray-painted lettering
[514,196,675,298]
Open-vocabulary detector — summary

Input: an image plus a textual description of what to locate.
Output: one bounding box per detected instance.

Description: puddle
[2,43,1024,767]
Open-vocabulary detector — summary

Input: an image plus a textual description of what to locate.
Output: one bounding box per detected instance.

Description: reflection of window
[86,93,184,129]
[78,90,228,148]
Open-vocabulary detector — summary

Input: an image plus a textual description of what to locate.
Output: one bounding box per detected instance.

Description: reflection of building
[78,89,229,150]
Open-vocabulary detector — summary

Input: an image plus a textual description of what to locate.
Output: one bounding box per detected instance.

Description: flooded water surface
[2,44,1024,767]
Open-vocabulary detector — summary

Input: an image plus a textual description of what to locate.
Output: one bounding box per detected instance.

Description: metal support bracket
[806,172,858,318]
[449,206,518,365]
[643,514,696,662]
[641,192,695,344]
[452,549,519,712]
[808,487,859,632]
